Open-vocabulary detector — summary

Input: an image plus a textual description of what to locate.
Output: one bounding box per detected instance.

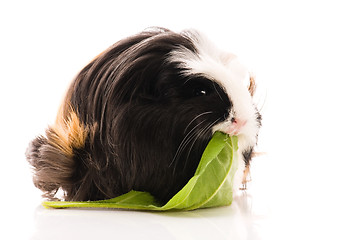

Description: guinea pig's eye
[182,77,213,98]
[193,87,208,97]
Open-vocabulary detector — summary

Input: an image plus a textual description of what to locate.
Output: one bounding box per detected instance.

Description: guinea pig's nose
[231,117,247,127]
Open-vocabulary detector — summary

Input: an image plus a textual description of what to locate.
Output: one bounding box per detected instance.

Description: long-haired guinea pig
[26,28,262,203]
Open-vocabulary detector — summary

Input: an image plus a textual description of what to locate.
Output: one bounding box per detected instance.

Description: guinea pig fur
[26,28,262,203]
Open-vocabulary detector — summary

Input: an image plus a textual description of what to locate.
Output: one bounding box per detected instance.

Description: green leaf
[43,132,239,211]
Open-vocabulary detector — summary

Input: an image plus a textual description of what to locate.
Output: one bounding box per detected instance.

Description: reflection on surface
[32,191,268,240]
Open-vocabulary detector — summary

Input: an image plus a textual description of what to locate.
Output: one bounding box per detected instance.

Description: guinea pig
[26,28,262,203]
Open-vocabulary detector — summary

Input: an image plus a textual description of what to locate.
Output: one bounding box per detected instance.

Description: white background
[1,0,361,239]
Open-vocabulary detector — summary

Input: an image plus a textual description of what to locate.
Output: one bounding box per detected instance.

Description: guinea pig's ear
[248,74,256,97]
[25,110,88,200]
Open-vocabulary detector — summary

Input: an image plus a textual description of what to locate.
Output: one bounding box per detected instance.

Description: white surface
[1,0,361,239]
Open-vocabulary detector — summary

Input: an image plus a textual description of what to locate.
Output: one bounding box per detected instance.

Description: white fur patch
[168,30,260,151]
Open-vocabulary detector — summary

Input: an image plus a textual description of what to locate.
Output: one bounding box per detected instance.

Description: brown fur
[26,106,88,200]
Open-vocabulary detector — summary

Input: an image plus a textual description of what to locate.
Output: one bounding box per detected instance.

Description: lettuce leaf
[43,132,238,211]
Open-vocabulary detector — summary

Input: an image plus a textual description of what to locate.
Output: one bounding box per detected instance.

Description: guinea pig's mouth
[212,117,260,151]
[212,117,248,136]
[226,118,248,136]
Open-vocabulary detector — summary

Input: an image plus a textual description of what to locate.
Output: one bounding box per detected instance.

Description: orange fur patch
[248,74,256,97]
[49,106,88,157]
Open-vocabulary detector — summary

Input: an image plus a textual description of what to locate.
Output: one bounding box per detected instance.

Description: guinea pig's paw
[240,165,251,190]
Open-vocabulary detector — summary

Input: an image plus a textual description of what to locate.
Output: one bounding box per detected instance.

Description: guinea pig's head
[28,28,261,202]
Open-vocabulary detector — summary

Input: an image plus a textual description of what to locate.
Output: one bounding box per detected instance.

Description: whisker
[213,82,225,103]
[184,111,213,134]
[259,91,267,113]
[169,120,206,168]
[182,117,222,170]
[170,131,199,175]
